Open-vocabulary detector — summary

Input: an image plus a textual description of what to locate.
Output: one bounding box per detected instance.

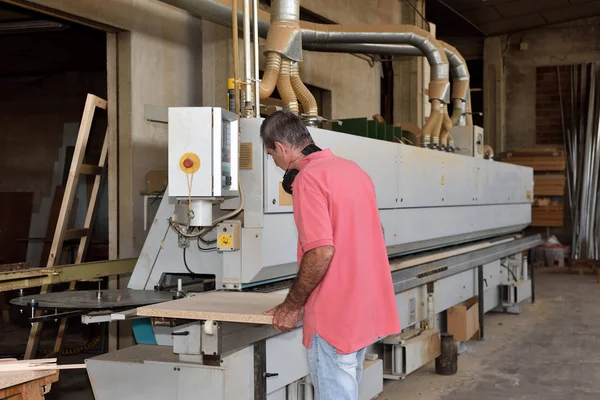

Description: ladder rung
[64,229,89,241]
[80,164,104,175]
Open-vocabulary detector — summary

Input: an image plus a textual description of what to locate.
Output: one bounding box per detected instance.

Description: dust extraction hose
[260,52,282,100]
[277,58,299,114]
[290,61,318,117]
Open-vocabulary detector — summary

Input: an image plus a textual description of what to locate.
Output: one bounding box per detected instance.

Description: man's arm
[282,245,335,311]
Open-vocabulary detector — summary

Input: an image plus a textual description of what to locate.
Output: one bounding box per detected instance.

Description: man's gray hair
[260,110,313,150]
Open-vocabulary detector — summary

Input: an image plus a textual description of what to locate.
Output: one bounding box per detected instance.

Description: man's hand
[265,303,301,332]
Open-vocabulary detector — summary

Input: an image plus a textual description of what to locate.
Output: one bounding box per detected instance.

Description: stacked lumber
[499,148,566,228]
[499,148,566,171]
[534,174,566,196]
[531,205,564,227]
[0,358,85,372]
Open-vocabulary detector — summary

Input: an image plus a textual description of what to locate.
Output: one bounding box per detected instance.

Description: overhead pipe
[159,0,463,138]
[303,41,471,126]
[252,0,260,114]
[242,0,253,114]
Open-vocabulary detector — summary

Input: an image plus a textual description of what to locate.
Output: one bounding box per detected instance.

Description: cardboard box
[447,297,480,342]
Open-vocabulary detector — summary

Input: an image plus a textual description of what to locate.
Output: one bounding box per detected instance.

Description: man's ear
[274,141,286,155]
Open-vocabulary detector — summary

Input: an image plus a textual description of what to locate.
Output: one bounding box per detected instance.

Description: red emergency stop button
[183,158,194,168]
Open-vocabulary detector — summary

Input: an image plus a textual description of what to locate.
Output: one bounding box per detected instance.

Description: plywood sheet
[136,291,286,324]
[0,370,55,390]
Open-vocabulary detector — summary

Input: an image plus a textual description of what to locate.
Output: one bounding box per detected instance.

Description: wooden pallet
[531,206,564,227]
[534,174,566,196]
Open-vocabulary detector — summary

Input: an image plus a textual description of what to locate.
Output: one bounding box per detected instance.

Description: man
[261,110,400,400]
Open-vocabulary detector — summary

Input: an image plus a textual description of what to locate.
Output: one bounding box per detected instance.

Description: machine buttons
[179,152,201,174]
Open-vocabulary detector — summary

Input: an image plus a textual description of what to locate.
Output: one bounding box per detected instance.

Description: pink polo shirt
[292,149,401,354]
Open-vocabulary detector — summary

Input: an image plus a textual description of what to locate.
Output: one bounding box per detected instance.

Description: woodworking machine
[12,108,540,399]
[76,108,538,399]
[10,1,541,396]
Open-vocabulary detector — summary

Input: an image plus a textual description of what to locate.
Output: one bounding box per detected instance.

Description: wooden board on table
[389,240,497,272]
[0,370,58,392]
[136,291,285,324]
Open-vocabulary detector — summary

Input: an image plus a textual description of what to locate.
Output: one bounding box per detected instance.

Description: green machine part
[331,117,403,143]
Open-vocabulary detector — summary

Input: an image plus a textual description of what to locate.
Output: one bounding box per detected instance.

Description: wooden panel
[0,192,33,264]
[501,156,565,171]
[531,206,564,227]
[534,174,565,196]
[136,291,286,324]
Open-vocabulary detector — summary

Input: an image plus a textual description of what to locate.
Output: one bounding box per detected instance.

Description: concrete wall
[484,16,600,151]
[21,0,203,258]
[20,0,424,257]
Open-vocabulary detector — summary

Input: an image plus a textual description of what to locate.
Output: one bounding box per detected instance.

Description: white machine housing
[129,110,534,291]
[168,107,239,226]
[451,125,485,158]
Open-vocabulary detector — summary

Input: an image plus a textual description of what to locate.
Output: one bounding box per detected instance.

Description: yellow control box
[216,220,241,251]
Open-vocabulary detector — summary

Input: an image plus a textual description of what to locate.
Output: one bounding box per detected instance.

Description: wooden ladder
[25,94,109,359]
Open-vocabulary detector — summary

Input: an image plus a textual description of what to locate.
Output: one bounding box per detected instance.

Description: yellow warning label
[218,234,233,248]
[240,142,253,170]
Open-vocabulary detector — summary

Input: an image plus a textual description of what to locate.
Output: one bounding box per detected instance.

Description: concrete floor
[1,268,597,399]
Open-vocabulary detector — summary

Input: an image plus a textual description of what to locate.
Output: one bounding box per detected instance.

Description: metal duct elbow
[290,61,318,117]
[439,105,453,149]
[264,0,303,61]
[301,24,450,103]
[277,59,299,114]
[260,52,282,100]
[441,41,469,126]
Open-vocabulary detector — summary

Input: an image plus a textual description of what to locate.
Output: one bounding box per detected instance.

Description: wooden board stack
[498,148,566,228]
[498,148,566,171]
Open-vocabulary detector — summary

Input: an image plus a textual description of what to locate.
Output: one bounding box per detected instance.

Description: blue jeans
[307,333,367,400]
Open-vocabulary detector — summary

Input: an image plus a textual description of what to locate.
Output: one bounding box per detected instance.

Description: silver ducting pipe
[158,0,451,99]
[158,0,270,36]
[300,25,449,100]
[303,42,469,84]
[304,41,470,125]
[271,0,299,22]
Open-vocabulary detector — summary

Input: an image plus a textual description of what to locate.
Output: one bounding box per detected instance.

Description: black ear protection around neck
[282,144,322,195]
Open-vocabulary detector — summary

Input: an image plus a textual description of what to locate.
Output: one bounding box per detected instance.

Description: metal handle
[171,331,190,336]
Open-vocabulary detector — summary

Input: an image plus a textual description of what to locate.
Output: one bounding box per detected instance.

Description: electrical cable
[183,246,200,275]
[405,0,430,31]
[197,237,217,252]
[501,263,518,282]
